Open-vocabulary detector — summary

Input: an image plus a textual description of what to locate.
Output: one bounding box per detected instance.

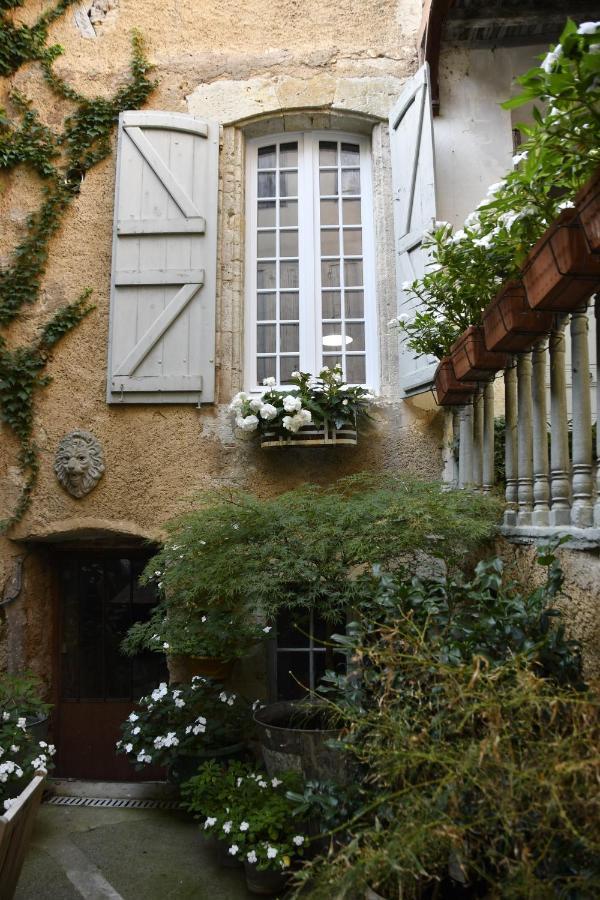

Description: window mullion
[298,133,316,376]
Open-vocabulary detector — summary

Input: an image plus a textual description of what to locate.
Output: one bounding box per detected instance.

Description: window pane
[319,141,337,166]
[346,355,366,383]
[343,228,362,255]
[257,293,276,320]
[342,169,360,195]
[280,323,299,352]
[321,259,340,287]
[280,171,298,197]
[277,609,311,647]
[319,170,337,196]
[322,353,342,369]
[322,290,341,319]
[257,231,276,258]
[258,145,276,168]
[277,653,310,700]
[320,229,339,256]
[280,357,299,383]
[258,201,276,227]
[344,259,363,287]
[346,322,365,351]
[257,261,276,290]
[258,172,276,198]
[341,142,360,165]
[257,324,276,353]
[279,142,298,167]
[280,200,298,226]
[322,323,346,350]
[345,290,364,318]
[280,261,299,289]
[280,230,298,257]
[320,199,339,226]
[257,357,276,383]
[280,293,299,320]
[343,199,361,225]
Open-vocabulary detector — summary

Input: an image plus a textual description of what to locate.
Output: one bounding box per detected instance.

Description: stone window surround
[215,108,401,406]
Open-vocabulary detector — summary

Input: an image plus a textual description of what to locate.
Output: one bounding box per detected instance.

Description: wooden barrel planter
[450,326,509,382]
[260,420,357,448]
[482,280,554,353]
[243,860,290,895]
[521,209,600,312]
[167,654,234,684]
[575,167,600,254]
[253,701,343,782]
[433,358,476,406]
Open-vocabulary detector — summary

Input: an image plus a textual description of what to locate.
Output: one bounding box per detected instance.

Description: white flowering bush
[181,760,308,871]
[116,677,253,768]
[0,710,55,811]
[391,20,600,359]
[229,365,374,438]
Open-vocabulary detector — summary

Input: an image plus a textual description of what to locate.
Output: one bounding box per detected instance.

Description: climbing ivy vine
[0,1,156,531]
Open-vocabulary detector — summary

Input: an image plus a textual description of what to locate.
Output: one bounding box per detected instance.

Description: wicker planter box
[434,357,476,406]
[482,280,554,352]
[521,210,600,312]
[575,167,600,253]
[451,326,509,382]
[260,420,357,448]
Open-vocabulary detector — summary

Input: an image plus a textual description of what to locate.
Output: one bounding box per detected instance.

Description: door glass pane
[319,141,337,166]
[257,324,276,353]
[279,230,298,257]
[79,562,104,699]
[346,355,366,384]
[341,142,360,165]
[258,145,276,168]
[346,322,365,351]
[319,170,337,196]
[280,261,299,289]
[257,261,276,290]
[60,566,79,701]
[257,293,276,320]
[257,357,276,383]
[280,323,299,352]
[280,356,300,384]
[345,290,364,318]
[320,229,339,256]
[280,200,298,226]
[258,172,276,198]
[279,171,298,197]
[320,199,339,226]
[344,259,363,287]
[257,231,276,258]
[322,323,346,350]
[322,291,341,319]
[343,229,362,255]
[341,169,360,195]
[343,199,361,224]
[105,558,131,699]
[279,142,298,167]
[258,201,276,227]
[280,293,299,320]
[321,260,340,287]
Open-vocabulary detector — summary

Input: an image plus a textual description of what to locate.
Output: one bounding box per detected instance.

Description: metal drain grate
[44,794,181,810]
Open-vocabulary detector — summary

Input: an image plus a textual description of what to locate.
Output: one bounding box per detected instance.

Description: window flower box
[575,167,600,254]
[521,210,600,312]
[433,358,476,406]
[450,326,509,382]
[482,280,554,353]
[260,420,357,448]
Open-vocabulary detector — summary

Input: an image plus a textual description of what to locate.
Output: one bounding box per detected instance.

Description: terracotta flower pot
[521,210,600,312]
[575,167,600,253]
[167,654,234,684]
[433,358,476,407]
[450,326,509,382]
[482,280,554,352]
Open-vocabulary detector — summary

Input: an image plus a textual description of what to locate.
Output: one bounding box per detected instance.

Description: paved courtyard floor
[15,803,253,899]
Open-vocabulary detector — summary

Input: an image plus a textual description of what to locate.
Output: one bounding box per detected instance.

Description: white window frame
[244,131,378,393]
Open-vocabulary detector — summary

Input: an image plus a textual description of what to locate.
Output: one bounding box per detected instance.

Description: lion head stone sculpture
[54,430,105,498]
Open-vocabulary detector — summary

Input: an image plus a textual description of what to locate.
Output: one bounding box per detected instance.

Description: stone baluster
[504,363,518,526]
[531,338,550,525]
[517,352,534,526]
[441,408,457,486]
[458,402,474,489]
[549,317,572,526]
[482,381,495,494]
[472,388,484,490]
[570,306,593,526]
[595,297,600,526]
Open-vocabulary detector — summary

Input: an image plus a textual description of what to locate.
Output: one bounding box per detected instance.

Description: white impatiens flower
[266,846,278,859]
[229,844,240,855]
[128,713,139,722]
[512,151,528,165]
[259,403,277,421]
[137,750,152,764]
[151,683,168,702]
[292,835,305,846]
[451,229,466,243]
[3,798,16,811]
[262,376,276,387]
[263,626,272,634]
[239,821,249,831]
[486,180,506,198]
[577,21,600,35]
[174,697,185,708]
[473,232,495,250]
[541,45,563,73]
[271,778,282,788]
[235,414,259,432]
[258,779,268,789]
[247,850,257,864]
[17,718,26,730]
[557,200,576,212]
[222,820,232,834]
[283,394,302,413]
[124,743,133,754]
[201,616,207,622]
[132,727,141,735]
[204,816,217,829]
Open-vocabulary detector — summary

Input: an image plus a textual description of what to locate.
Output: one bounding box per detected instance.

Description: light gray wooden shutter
[107,111,218,404]
[389,64,438,396]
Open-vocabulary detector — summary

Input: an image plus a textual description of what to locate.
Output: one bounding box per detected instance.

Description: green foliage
[392,21,600,359]
[0,6,156,530]
[294,549,596,899]
[0,670,50,718]
[142,474,501,630]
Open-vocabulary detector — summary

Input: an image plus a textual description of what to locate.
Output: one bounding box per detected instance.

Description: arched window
[245,132,377,390]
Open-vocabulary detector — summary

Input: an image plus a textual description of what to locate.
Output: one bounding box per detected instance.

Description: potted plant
[182,760,307,895]
[116,676,254,783]
[0,672,51,742]
[0,706,56,814]
[482,280,555,352]
[229,365,373,448]
[450,325,509,382]
[433,358,477,407]
[575,166,600,253]
[253,701,343,782]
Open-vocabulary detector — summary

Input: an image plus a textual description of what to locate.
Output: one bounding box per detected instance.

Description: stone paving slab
[15,804,253,900]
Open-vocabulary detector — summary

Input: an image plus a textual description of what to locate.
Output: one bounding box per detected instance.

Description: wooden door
[56,553,167,781]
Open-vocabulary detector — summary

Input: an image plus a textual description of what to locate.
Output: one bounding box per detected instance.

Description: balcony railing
[445,298,600,546]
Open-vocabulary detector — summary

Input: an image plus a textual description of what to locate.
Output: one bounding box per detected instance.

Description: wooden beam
[418,0,455,116]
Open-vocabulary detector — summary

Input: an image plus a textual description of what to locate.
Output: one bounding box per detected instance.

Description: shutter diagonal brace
[114,281,203,377]
[125,126,203,219]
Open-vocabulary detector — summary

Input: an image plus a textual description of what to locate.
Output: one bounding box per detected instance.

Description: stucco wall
[0,0,449,681]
